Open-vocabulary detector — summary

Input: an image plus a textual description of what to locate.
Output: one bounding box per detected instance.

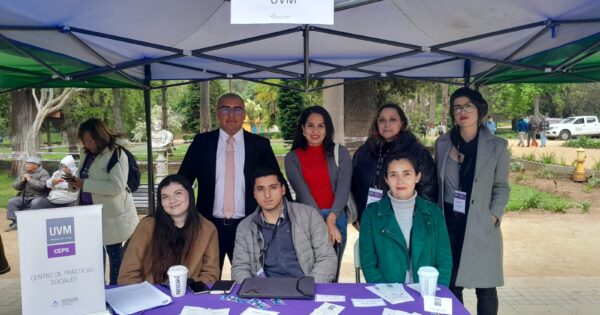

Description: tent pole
[559,40,600,71]
[70,54,182,81]
[303,25,310,91]
[463,60,471,86]
[143,65,155,214]
[389,57,461,75]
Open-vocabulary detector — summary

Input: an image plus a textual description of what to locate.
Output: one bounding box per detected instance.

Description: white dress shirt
[213,128,246,219]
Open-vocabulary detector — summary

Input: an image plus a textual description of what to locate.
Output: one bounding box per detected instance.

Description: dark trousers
[445,203,498,315]
[0,234,9,274]
[103,243,123,285]
[210,217,243,278]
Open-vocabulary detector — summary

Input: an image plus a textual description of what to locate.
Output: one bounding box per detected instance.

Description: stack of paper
[180,306,230,315]
[105,281,172,315]
[310,302,345,315]
[366,283,414,304]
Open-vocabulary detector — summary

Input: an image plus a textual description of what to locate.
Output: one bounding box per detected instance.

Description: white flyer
[405,283,441,294]
[315,294,346,302]
[351,298,387,307]
[366,283,414,304]
[180,306,230,315]
[423,296,453,315]
[310,302,345,315]
[382,308,421,315]
[240,307,279,315]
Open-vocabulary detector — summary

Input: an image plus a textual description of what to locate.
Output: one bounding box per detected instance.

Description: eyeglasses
[218,106,244,116]
[453,102,477,113]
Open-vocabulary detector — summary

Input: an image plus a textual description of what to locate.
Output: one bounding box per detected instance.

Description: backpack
[107,145,141,192]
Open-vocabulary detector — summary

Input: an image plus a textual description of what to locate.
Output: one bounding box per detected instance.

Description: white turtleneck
[388,190,417,283]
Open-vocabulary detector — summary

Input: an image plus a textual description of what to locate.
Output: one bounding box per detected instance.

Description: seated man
[232,168,337,284]
[5,157,50,231]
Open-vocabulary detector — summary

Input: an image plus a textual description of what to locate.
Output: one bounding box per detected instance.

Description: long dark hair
[290,106,335,154]
[77,118,124,153]
[143,174,200,283]
[368,103,409,143]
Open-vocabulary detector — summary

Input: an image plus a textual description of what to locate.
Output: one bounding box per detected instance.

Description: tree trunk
[441,84,449,127]
[112,88,124,133]
[46,120,52,152]
[420,93,427,116]
[429,89,437,128]
[344,81,379,138]
[161,80,169,129]
[199,81,211,132]
[533,94,540,119]
[10,89,36,177]
[323,79,345,144]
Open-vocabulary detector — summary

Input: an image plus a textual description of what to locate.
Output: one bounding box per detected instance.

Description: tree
[277,81,305,140]
[9,88,79,176]
[173,81,225,133]
[254,80,280,129]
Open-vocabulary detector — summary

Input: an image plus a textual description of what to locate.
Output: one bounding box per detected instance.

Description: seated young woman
[118,175,220,285]
[359,152,452,286]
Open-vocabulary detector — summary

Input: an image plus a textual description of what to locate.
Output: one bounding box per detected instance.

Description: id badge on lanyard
[367,187,383,205]
[453,191,467,214]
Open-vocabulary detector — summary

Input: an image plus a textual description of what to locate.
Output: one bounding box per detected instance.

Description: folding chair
[354,239,361,283]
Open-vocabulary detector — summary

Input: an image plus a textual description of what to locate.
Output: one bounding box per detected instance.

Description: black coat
[178,129,290,219]
[351,131,438,221]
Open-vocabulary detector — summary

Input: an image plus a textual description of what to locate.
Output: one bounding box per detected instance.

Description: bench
[132,184,157,215]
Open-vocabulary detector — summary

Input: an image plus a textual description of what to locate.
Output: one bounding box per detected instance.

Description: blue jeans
[540,131,547,147]
[103,243,123,285]
[320,209,347,282]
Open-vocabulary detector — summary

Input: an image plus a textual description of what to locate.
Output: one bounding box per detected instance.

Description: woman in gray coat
[435,87,510,315]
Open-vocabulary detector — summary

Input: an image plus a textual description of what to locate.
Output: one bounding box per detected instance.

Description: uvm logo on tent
[46,217,76,258]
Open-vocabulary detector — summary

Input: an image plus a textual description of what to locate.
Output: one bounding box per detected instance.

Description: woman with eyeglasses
[434,87,510,315]
[351,103,438,229]
[118,175,220,285]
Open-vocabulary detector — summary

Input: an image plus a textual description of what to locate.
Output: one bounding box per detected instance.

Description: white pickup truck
[547,116,600,140]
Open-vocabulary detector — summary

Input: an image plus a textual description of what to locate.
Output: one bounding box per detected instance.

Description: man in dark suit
[179,93,288,273]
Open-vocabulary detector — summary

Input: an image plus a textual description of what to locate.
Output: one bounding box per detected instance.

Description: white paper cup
[417,266,439,297]
[167,265,188,297]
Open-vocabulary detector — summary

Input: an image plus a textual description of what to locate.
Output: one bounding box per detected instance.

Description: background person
[516,118,528,147]
[68,118,139,285]
[359,153,452,285]
[231,168,337,284]
[351,103,438,228]
[284,106,351,281]
[435,87,510,315]
[44,155,79,206]
[527,115,537,147]
[118,175,220,285]
[178,93,290,273]
[5,156,49,231]
[537,115,550,147]
[484,116,497,135]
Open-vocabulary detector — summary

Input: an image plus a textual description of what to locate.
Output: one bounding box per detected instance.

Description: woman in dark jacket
[351,103,437,226]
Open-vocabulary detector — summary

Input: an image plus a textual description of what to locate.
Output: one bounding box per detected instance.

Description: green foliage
[255,80,281,129]
[580,201,591,212]
[0,93,10,136]
[131,105,185,142]
[522,152,537,161]
[593,158,600,171]
[277,81,305,140]
[536,164,557,179]
[172,81,225,133]
[563,136,600,149]
[507,183,577,212]
[584,175,600,192]
[510,161,524,172]
[539,152,557,165]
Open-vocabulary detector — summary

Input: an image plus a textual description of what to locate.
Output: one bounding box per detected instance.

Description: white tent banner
[16,205,106,315]
[231,0,334,24]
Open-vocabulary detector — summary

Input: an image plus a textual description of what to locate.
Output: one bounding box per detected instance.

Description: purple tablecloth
[124,283,470,315]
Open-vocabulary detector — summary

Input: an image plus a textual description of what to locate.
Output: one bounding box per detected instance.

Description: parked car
[547,116,600,140]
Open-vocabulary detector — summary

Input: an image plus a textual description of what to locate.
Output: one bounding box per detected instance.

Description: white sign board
[17,205,106,315]
[231,0,334,25]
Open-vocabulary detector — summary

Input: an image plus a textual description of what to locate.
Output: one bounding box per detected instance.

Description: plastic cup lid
[167,265,188,275]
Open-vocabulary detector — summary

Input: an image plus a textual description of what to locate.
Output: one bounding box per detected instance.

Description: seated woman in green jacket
[359,152,452,286]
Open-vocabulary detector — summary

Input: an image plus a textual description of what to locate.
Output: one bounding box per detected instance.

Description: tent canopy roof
[1,0,599,90]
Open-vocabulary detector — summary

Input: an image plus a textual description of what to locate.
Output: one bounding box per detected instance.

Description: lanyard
[373,146,388,189]
[456,143,463,192]
[259,218,280,267]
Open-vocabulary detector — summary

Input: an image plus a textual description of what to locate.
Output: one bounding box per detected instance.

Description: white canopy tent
[1,0,599,211]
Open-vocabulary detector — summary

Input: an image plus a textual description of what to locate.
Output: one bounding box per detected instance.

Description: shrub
[510,161,524,172]
[563,136,600,149]
[522,152,537,161]
[536,165,556,179]
[539,152,557,165]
